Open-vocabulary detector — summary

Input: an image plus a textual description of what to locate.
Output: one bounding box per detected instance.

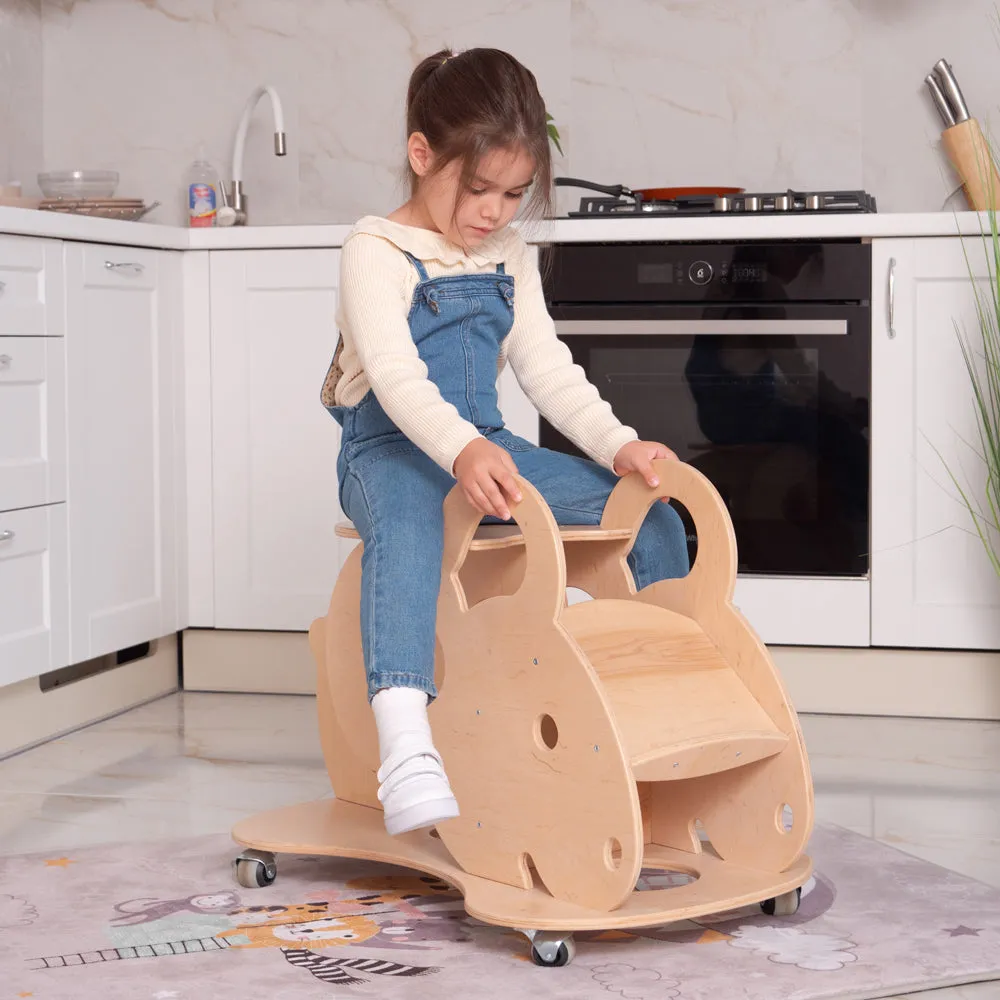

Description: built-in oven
[537,240,872,643]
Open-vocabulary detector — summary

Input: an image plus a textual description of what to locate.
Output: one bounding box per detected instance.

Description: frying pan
[555,176,744,202]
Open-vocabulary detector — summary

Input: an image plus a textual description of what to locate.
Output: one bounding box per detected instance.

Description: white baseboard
[181,629,1000,720]
[182,629,317,694]
[773,645,1000,720]
[0,635,179,758]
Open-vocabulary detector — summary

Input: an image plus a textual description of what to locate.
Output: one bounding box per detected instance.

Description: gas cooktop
[559,184,877,218]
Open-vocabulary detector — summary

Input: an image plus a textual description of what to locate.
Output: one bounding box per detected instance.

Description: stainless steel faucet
[217,84,287,227]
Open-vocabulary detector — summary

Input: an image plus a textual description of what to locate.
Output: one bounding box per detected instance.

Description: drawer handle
[0,354,10,370]
[0,530,14,543]
[105,261,145,276]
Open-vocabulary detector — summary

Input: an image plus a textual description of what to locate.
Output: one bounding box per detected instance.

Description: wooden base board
[232,797,810,931]
[183,628,1000,720]
[0,635,179,758]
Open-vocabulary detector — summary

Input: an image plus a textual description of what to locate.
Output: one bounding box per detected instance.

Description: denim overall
[326,251,688,701]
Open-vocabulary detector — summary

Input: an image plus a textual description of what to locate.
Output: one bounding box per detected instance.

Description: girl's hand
[453,438,522,520]
[613,440,679,501]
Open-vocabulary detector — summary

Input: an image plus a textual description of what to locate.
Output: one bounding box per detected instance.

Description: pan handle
[554,176,634,199]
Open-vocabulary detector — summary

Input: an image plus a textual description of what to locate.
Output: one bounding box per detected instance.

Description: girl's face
[409,137,535,248]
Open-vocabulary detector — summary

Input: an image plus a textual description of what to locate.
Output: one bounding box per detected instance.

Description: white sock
[370,687,458,835]
[371,686,433,764]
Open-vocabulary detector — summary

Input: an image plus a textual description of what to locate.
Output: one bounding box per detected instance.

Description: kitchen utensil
[37,170,119,200]
[555,177,744,203]
[932,60,971,123]
[39,199,159,222]
[925,73,957,127]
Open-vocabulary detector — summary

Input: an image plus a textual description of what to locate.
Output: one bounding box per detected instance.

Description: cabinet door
[0,503,69,686]
[871,237,1000,648]
[0,336,67,511]
[64,245,181,662]
[210,250,350,630]
[0,235,64,337]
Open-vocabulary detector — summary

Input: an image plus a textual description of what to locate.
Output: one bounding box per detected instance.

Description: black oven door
[541,305,870,577]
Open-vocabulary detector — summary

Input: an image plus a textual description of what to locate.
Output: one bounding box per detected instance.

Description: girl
[321,47,689,837]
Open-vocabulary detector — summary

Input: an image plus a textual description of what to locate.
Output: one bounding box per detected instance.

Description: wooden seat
[335,519,634,551]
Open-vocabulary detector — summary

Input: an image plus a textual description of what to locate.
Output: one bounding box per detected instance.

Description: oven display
[730,264,768,283]
[637,262,674,284]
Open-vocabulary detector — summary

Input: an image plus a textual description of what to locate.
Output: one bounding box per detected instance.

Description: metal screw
[477,822,482,828]
[593,745,600,752]
[736,751,742,757]
[532,658,538,665]
[673,762,679,768]
[476,709,481,715]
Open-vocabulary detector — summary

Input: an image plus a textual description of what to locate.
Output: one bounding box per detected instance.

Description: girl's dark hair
[405,47,553,221]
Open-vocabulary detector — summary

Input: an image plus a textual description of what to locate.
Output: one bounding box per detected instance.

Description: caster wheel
[529,932,575,967]
[233,849,277,888]
[761,886,801,916]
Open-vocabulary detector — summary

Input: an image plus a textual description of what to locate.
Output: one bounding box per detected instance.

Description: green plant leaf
[547,123,563,155]
[940,121,1000,576]
[545,111,563,155]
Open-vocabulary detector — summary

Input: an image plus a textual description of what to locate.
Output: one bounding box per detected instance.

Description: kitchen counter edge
[1,205,998,250]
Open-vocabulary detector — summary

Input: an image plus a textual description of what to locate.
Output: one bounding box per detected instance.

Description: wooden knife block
[942,117,1000,212]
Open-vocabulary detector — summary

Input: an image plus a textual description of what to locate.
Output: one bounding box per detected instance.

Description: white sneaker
[376,742,459,836]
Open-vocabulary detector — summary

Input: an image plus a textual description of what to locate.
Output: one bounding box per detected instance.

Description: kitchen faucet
[217,84,287,227]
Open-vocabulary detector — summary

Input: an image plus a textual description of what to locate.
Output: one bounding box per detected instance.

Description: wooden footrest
[562,600,787,780]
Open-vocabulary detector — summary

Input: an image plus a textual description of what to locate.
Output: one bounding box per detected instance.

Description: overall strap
[496,262,506,275]
[402,250,431,283]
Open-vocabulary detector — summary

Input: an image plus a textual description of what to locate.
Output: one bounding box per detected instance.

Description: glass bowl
[38,170,119,200]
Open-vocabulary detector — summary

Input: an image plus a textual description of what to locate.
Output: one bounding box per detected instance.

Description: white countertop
[0,204,997,249]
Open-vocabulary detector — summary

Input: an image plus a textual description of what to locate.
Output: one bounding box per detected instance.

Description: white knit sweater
[330,216,638,476]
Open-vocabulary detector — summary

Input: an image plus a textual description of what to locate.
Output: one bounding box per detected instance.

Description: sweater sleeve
[339,234,481,475]
[504,235,639,471]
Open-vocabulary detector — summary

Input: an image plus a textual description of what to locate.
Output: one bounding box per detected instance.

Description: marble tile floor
[0,692,998,1000]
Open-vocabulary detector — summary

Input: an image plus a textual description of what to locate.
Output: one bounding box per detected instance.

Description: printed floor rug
[2,822,999,1000]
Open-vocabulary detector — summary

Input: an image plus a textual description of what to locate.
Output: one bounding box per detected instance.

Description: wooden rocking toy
[231,459,814,967]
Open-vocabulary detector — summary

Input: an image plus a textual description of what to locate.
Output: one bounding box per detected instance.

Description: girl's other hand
[613,440,679,501]
[453,438,522,520]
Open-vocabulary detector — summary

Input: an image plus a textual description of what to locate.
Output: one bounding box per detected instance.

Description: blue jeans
[340,427,689,701]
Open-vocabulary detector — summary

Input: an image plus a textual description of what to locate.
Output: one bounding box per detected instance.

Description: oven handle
[553,319,848,336]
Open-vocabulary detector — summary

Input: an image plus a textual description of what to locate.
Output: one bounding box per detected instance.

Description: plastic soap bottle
[185,152,221,228]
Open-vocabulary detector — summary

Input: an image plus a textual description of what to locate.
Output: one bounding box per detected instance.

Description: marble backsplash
[14,0,1000,224]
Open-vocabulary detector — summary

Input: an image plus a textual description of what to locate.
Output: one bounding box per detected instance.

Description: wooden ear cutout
[601,460,737,604]
[440,475,567,622]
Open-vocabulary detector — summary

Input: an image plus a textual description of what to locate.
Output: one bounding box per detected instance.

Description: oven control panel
[545,242,871,304]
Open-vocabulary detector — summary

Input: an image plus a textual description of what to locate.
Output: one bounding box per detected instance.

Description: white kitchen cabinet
[0,235,64,338]
[210,249,350,630]
[871,236,1000,648]
[64,244,183,662]
[0,336,67,511]
[0,503,69,686]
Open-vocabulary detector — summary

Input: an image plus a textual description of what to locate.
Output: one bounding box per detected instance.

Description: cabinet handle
[0,353,10,370]
[887,256,896,339]
[105,261,145,276]
[0,530,14,543]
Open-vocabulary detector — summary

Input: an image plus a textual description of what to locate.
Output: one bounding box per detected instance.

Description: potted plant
[946,152,1000,576]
